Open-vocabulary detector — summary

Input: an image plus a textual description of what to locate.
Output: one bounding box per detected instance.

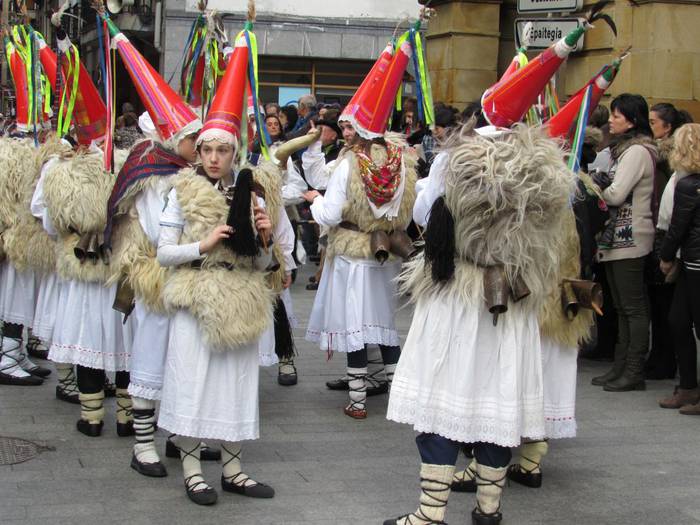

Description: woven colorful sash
[355,143,402,206]
[103,140,188,247]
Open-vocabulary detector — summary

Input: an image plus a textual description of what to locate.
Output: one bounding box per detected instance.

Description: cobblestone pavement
[1,265,699,525]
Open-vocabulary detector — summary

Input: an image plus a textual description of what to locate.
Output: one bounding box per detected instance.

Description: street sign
[515,18,585,51]
[517,0,583,14]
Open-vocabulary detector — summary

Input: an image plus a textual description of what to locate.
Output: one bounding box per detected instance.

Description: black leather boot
[604,358,646,392]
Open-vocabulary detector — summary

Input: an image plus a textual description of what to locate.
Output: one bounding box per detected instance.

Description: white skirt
[127,302,170,400]
[306,255,401,353]
[158,310,260,442]
[32,272,61,342]
[258,288,299,367]
[0,262,37,326]
[48,280,130,372]
[387,291,546,448]
[541,338,578,439]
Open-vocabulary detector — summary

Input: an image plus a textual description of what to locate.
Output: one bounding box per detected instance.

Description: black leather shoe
[506,464,542,488]
[130,453,168,478]
[184,477,218,506]
[165,439,221,461]
[278,365,298,386]
[221,475,275,498]
[0,372,43,386]
[305,282,319,291]
[117,421,135,437]
[76,419,103,437]
[451,477,477,492]
[325,377,389,396]
[56,385,80,404]
[26,365,51,378]
[472,508,502,525]
[325,378,349,391]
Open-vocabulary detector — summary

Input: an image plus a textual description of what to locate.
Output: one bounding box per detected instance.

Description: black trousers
[76,366,129,394]
[668,267,700,389]
[346,345,401,368]
[415,433,511,468]
[646,283,677,376]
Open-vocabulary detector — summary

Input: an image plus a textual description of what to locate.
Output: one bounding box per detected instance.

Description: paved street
[1,264,700,525]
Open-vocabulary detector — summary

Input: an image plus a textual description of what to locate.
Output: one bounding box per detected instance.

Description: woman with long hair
[592,94,657,392]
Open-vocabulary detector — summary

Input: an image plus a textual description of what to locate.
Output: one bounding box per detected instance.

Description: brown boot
[679,400,700,415]
[658,386,700,409]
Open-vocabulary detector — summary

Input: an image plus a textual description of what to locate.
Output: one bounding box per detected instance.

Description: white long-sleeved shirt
[412,151,448,227]
[281,157,307,206]
[302,140,337,191]
[309,158,350,227]
[135,176,171,246]
[157,185,272,271]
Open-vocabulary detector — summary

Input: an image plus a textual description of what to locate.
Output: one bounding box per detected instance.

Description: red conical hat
[36,33,108,145]
[4,37,30,131]
[546,62,619,141]
[340,40,411,139]
[197,32,249,145]
[104,18,201,143]
[481,26,586,128]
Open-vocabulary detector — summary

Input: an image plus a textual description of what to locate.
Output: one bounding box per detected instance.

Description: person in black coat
[658,123,700,414]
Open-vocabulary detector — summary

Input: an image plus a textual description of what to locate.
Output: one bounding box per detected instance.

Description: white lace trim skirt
[387,291,546,448]
[47,280,130,372]
[305,255,400,353]
[0,262,37,327]
[158,310,260,442]
[540,338,578,440]
[126,302,170,400]
[31,272,60,342]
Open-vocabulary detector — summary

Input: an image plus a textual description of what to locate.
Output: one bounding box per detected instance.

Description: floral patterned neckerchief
[354,143,403,207]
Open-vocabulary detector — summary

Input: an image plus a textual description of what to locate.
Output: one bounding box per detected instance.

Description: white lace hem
[49,342,130,373]
[31,320,55,343]
[1,311,35,327]
[387,389,546,448]
[306,325,400,353]
[157,410,259,442]
[128,382,162,401]
[543,418,577,439]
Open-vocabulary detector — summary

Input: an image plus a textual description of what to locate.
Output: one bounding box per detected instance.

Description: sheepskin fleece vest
[0,137,35,263]
[327,140,417,261]
[538,211,594,347]
[401,125,574,312]
[3,137,72,274]
[108,176,170,313]
[250,160,286,293]
[43,151,115,283]
[161,168,274,351]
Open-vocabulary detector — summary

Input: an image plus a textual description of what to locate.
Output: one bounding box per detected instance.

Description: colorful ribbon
[568,83,593,173]
[241,24,270,162]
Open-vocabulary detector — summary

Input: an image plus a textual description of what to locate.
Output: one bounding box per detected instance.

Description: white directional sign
[517,0,583,14]
[515,18,585,51]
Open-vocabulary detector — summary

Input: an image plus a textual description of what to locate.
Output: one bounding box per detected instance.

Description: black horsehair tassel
[424,197,456,284]
[224,168,258,257]
[273,297,296,360]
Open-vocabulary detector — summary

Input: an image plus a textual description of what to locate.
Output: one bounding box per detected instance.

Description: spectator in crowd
[645,103,693,379]
[592,94,657,392]
[265,114,285,144]
[279,105,298,134]
[265,102,280,117]
[460,101,487,127]
[420,106,458,173]
[658,123,700,414]
[288,94,318,137]
[580,103,618,362]
[114,111,142,150]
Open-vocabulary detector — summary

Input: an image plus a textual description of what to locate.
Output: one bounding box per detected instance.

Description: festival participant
[0,31,54,386]
[303,40,418,419]
[384,20,604,524]
[154,22,311,505]
[101,11,204,475]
